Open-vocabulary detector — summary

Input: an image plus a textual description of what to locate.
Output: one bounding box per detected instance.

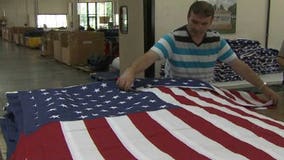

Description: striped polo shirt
[151,25,237,82]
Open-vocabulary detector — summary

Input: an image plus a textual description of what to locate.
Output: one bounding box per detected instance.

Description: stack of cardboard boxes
[61,31,105,65]
[42,31,105,66]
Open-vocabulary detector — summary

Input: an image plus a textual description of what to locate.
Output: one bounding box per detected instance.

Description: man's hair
[188,1,215,18]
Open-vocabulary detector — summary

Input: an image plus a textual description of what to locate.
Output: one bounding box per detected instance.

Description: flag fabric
[2,78,284,160]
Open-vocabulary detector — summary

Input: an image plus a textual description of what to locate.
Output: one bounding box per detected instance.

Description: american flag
[2,78,284,160]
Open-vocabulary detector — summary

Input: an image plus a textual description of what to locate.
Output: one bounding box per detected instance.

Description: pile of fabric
[214,39,280,82]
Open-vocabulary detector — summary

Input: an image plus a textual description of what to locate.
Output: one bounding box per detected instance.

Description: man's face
[187,12,213,35]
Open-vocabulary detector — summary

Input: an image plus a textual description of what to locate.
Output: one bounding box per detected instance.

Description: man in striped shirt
[117,1,279,105]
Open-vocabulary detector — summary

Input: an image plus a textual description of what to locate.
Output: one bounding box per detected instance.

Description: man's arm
[116,50,160,90]
[228,58,279,105]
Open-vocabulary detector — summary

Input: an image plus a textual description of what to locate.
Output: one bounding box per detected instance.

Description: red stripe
[128,112,210,160]
[226,89,258,105]
[84,118,136,160]
[11,122,72,160]
[185,89,284,146]
[206,88,284,130]
[247,91,267,103]
[159,86,275,160]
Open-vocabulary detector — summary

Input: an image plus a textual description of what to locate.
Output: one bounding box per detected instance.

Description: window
[37,15,67,28]
[77,2,113,30]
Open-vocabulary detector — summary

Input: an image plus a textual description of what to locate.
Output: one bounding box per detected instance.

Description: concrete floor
[0,39,94,159]
[0,39,283,159]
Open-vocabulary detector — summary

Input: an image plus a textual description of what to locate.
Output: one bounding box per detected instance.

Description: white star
[75,111,82,114]
[149,99,156,103]
[100,95,106,98]
[120,91,127,94]
[142,105,150,108]
[113,95,119,99]
[47,108,57,112]
[85,108,93,111]
[42,92,49,95]
[58,97,65,100]
[94,88,100,93]
[81,103,88,106]
[30,96,35,100]
[50,115,60,119]
[96,104,103,107]
[81,86,88,90]
[45,97,52,101]
[126,107,133,110]
[127,96,133,100]
[107,90,113,93]
[92,113,99,116]
[68,98,75,101]
[60,104,68,108]
[79,115,88,119]
[101,83,107,88]
[104,100,111,104]
[160,105,167,109]
[71,104,79,108]
[110,106,118,109]
[142,96,148,100]
[134,102,141,105]
[119,101,126,104]
[101,109,108,112]
[54,93,62,96]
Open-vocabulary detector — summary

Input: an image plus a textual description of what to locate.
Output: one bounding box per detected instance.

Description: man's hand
[116,68,135,91]
[260,85,279,105]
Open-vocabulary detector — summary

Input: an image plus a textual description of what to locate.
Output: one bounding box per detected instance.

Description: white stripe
[201,91,284,128]
[171,53,219,62]
[140,87,284,159]
[220,87,270,107]
[172,88,284,138]
[106,116,174,160]
[236,90,272,107]
[60,121,105,160]
[212,86,265,107]
[148,110,248,160]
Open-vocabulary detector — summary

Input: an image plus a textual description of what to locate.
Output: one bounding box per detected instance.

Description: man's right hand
[116,68,135,91]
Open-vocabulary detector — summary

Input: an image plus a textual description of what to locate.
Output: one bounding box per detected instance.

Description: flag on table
[2,78,284,160]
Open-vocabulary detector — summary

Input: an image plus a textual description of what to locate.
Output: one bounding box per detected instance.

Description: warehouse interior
[0,0,284,159]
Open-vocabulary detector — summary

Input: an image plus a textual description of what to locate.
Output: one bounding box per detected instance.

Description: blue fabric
[1,78,213,159]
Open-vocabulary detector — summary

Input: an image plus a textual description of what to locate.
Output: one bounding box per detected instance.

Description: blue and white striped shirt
[151,25,237,82]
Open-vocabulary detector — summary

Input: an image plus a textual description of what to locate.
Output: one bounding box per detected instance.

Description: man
[117,1,279,104]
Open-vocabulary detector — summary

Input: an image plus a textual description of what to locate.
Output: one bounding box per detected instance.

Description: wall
[269,0,284,49]
[155,0,270,47]
[38,0,69,14]
[0,0,69,27]
[0,0,35,26]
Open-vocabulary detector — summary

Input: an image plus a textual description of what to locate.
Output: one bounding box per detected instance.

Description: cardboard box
[53,31,66,61]
[61,31,105,65]
[41,31,56,56]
